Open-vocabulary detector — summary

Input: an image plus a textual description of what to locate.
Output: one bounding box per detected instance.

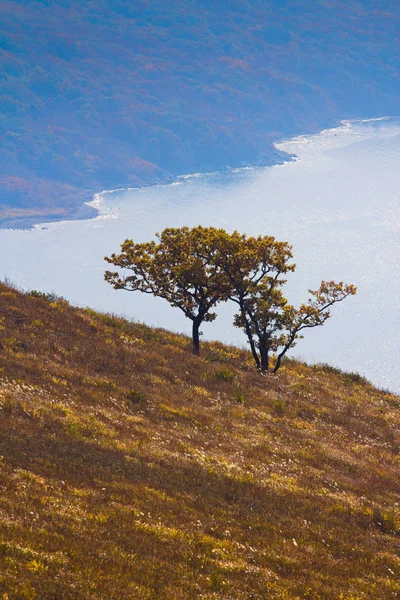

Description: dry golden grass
[0,282,399,599]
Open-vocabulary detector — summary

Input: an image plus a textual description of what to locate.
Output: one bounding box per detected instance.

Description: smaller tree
[234,279,356,373]
[215,233,357,373]
[212,231,295,372]
[271,281,357,372]
[104,226,231,355]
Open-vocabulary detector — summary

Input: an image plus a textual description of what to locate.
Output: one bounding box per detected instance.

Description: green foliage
[233,387,245,404]
[213,368,236,383]
[66,421,81,437]
[93,378,117,392]
[317,363,370,386]
[373,509,399,535]
[343,372,370,385]
[29,290,63,302]
[273,398,286,416]
[126,389,147,404]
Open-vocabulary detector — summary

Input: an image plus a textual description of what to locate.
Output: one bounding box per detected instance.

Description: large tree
[104,226,231,355]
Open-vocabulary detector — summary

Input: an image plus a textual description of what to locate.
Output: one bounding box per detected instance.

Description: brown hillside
[0,283,399,599]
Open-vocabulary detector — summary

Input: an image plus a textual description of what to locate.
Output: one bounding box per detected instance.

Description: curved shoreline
[2,116,397,231]
[84,115,400,226]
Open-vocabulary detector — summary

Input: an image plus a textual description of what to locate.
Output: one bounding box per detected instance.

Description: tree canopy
[105,226,232,354]
[105,226,356,371]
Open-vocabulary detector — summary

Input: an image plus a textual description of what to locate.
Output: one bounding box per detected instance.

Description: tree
[215,232,357,373]
[104,226,231,355]
[271,280,357,372]
[105,226,357,371]
[213,231,295,372]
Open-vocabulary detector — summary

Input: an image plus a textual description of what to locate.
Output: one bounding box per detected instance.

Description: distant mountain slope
[0,283,399,598]
[1,0,399,225]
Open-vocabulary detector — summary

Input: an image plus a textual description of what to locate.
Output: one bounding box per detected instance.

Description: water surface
[2,118,399,392]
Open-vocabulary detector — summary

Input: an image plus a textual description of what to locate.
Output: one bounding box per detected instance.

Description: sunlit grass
[0,282,399,599]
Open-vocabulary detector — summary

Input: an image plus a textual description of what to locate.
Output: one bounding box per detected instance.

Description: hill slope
[0,283,399,599]
[1,0,399,226]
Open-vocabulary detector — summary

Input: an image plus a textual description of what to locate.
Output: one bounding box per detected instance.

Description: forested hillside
[1,0,399,225]
[0,283,399,598]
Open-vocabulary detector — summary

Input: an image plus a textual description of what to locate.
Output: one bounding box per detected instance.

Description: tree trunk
[260,347,269,373]
[273,337,294,373]
[273,353,282,373]
[192,319,201,355]
[242,316,261,370]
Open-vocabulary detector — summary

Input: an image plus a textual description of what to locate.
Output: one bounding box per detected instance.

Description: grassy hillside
[0,282,399,599]
[1,0,399,226]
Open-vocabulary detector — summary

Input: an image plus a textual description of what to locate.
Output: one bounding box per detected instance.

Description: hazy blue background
[1,0,399,225]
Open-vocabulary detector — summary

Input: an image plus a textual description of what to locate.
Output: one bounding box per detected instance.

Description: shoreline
[0,152,293,232]
[76,114,400,228]
[86,157,295,218]
[2,115,397,232]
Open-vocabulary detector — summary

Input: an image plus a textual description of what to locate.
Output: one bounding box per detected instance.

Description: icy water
[1,117,400,392]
